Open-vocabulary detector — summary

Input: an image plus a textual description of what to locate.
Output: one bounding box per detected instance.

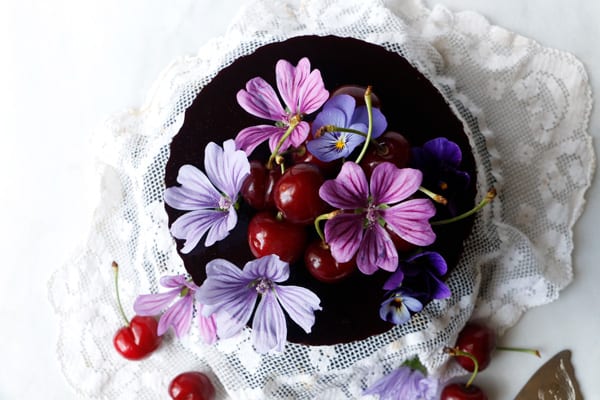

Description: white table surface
[1,0,598,398]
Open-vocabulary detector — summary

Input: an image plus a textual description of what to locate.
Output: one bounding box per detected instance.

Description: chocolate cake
[164,36,476,346]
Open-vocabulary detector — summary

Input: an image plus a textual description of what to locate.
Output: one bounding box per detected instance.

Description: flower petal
[237,77,286,121]
[298,68,329,114]
[275,285,321,333]
[288,121,310,149]
[133,288,180,316]
[170,209,230,252]
[204,140,250,199]
[157,294,194,338]
[165,165,220,210]
[370,164,422,205]
[379,296,411,325]
[383,269,404,291]
[383,199,436,246]
[356,223,398,274]
[424,137,462,167]
[251,292,287,353]
[319,161,369,209]
[197,304,217,345]
[324,213,364,263]
[159,274,188,288]
[242,254,289,283]
[235,125,285,156]
[276,58,307,114]
[352,106,388,139]
[204,208,236,247]
[306,131,363,162]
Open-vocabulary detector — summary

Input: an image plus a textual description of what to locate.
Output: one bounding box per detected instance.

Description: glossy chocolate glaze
[165,36,476,345]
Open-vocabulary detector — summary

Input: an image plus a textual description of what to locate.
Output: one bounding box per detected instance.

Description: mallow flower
[196,255,321,353]
[134,275,216,343]
[319,161,436,275]
[235,57,329,156]
[306,94,387,162]
[363,362,439,400]
[164,139,250,253]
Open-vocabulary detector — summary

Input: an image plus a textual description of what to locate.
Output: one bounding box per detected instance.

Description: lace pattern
[48,0,594,398]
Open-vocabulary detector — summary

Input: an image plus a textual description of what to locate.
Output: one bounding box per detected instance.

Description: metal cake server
[514,350,584,399]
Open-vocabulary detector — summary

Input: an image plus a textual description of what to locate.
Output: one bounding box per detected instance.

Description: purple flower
[164,139,250,253]
[133,275,212,340]
[196,255,321,353]
[305,94,387,162]
[411,138,470,211]
[384,251,451,303]
[235,57,329,155]
[379,290,423,325]
[319,161,436,275]
[363,365,438,400]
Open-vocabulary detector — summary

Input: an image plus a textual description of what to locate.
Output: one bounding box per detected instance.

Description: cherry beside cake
[163,35,477,348]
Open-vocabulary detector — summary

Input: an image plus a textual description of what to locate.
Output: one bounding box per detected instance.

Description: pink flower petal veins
[133,288,181,316]
[276,58,309,114]
[370,164,422,205]
[242,254,290,283]
[236,77,286,120]
[170,209,230,253]
[275,286,321,333]
[324,213,364,263]
[383,199,437,246]
[165,165,220,210]
[197,304,217,345]
[204,140,250,199]
[235,125,285,155]
[251,292,287,353]
[319,162,369,210]
[157,294,194,338]
[356,223,398,274]
[298,68,329,114]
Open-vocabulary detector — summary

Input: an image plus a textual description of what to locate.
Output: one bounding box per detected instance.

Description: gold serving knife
[514,350,583,399]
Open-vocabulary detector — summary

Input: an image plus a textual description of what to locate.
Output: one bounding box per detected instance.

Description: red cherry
[440,383,487,400]
[248,211,307,263]
[360,131,411,178]
[113,315,162,360]
[168,371,215,400]
[241,160,281,210]
[274,163,326,225]
[304,241,356,283]
[454,323,497,372]
[330,85,382,108]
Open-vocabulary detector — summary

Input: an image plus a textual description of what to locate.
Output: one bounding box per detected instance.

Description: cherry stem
[496,345,541,358]
[431,188,496,226]
[267,119,299,169]
[445,347,479,388]
[314,210,342,243]
[354,86,373,164]
[112,261,130,326]
[418,186,448,205]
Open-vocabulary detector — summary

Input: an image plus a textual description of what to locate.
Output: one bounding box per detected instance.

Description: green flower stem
[355,86,373,164]
[445,347,479,388]
[267,119,299,169]
[112,261,130,326]
[431,188,496,226]
[318,125,380,147]
[314,210,342,244]
[418,186,448,205]
[496,345,541,358]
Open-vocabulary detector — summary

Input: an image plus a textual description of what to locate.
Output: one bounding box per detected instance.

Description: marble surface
[1,0,597,398]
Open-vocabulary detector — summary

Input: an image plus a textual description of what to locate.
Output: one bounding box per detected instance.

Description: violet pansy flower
[306,94,387,162]
[319,161,436,275]
[134,275,217,343]
[196,255,321,353]
[164,139,250,253]
[363,363,438,400]
[235,57,329,155]
[384,251,451,304]
[379,290,423,325]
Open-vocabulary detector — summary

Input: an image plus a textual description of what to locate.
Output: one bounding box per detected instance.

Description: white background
[1,0,598,398]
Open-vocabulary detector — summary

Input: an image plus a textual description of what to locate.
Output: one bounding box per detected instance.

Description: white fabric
[48,0,594,398]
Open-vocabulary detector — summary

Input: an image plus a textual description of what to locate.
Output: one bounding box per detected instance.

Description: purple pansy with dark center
[306,94,387,162]
[134,275,216,343]
[379,290,423,325]
[411,137,470,213]
[363,364,438,400]
[319,161,436,275]
[164,139,250,253]
[235,57,329,155]
[384,251,451,304]
[195,255,321,353]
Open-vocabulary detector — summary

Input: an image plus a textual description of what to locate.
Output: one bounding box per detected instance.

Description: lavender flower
[133,275,216,341]
[364,364,438,400]
[319,161,436,275]
[235,57,329,155]
[196,255,321,353]
[384,251,451,304]
[379,290,423,325]
[164,139,250,253]
[306,94,387,162]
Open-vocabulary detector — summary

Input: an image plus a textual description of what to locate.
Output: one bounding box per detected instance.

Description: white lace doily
[48,0,594,398]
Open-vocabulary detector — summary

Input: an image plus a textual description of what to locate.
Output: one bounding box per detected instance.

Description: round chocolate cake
[165,36,476,346]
